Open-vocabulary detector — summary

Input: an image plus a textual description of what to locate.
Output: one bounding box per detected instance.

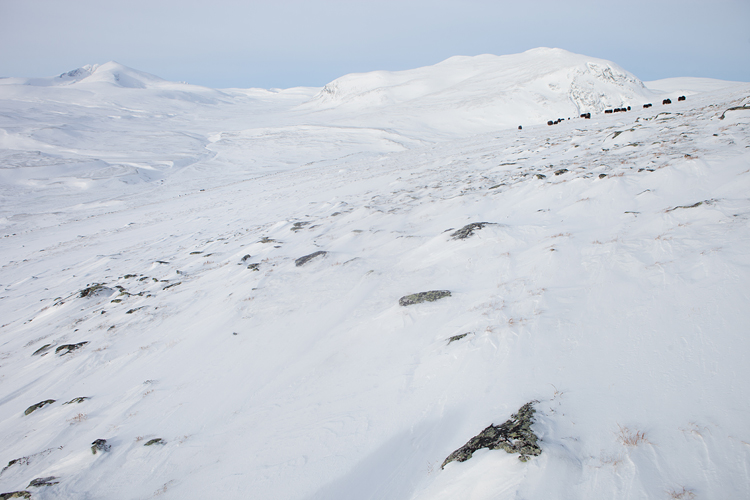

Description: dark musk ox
[643,103,652,108]
[604,109,613,114]
[663,99,672,105]
[678,96,686,101]
[580,113,591,119]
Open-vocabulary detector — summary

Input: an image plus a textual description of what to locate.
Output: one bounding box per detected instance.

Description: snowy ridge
[0,51,749,500]
[304,48,656,136]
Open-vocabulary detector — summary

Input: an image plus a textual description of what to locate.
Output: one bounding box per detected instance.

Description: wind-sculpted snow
[0,53,749,500]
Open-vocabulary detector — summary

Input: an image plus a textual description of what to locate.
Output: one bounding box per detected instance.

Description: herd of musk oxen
[538,95,687,129]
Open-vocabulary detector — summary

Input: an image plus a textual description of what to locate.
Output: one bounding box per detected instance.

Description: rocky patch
[399,290,451,306]
[450,222,493,240]
[295,251,327,267]
[91,439,110,455]
[24,400,55,416]
[441,402,541,468]
[55,342,89,356]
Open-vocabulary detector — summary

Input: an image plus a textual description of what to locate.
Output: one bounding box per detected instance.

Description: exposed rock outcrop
[441,402,541,468]
[399,290,451,306]
[295,251,327,267]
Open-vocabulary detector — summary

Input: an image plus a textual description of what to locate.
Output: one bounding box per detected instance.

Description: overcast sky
[1,0,748,89]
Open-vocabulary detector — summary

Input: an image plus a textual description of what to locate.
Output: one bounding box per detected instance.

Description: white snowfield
[0,48,748,500]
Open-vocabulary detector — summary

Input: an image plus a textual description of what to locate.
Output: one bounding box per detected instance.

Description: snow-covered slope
[301,48,657,137]
[0,52,749,500]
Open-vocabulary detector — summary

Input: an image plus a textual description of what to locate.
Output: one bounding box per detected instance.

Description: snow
[0,49,749,500]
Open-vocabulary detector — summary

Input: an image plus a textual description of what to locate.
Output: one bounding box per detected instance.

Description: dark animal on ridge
[663,99,672,105]
[678,95,686,101]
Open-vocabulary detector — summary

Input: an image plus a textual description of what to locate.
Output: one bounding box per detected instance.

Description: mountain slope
[0,52,749,500]
[301,48,658,137]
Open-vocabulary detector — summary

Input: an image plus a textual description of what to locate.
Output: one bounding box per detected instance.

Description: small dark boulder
[0,492,31,500]
[554,169,568,176]
[240,254,252,262]
[450,222,493,240]
[247,263,260,271]
[28,477,58,488]
[535,173,546,179]
[291,221,310,232]
[399,290,451,306]
[598,173,608,179]
[55,342,89,355]
[32,344,53,356]
[295,251,327,267]
[441,402,541,469]
[447,333,469,344]
[79,284,115,299]
[144,438,166,446]
[91,439,110,455]
[24,400,55,416]
[79,284,105,298]
[63,397,89,405]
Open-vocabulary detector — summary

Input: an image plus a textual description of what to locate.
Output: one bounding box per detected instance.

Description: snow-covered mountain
[302,48,657,137]
[0,50,749,500]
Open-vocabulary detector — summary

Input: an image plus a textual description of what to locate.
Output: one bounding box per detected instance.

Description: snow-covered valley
[0,48,749,500]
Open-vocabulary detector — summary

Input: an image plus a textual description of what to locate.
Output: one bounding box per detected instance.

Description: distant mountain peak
[55,61,165,88]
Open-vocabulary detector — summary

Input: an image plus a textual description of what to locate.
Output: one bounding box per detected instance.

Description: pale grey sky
[1,0,748,88]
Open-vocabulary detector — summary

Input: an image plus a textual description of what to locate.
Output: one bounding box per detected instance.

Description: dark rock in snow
[24,400,56,416]
[554,169,568,175]
[55,342,89,355]
[399,290,451,306]
[79,284,113,298]
[63,397,89,405]
[91,439,110,455]
[447,333,469,344]
[0,492,31,500]
[240,254,252,262]
[32,344,53,356]
[535,173,546,179]
[666,200,709,212]
[247,263,260,271]
[144,438,165,446]
[28,476,59,487]
[598,173,608,179]
[291,221,310,232]
[450,222,493,240]
[441,402,541,469]
[295,251,327,267]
